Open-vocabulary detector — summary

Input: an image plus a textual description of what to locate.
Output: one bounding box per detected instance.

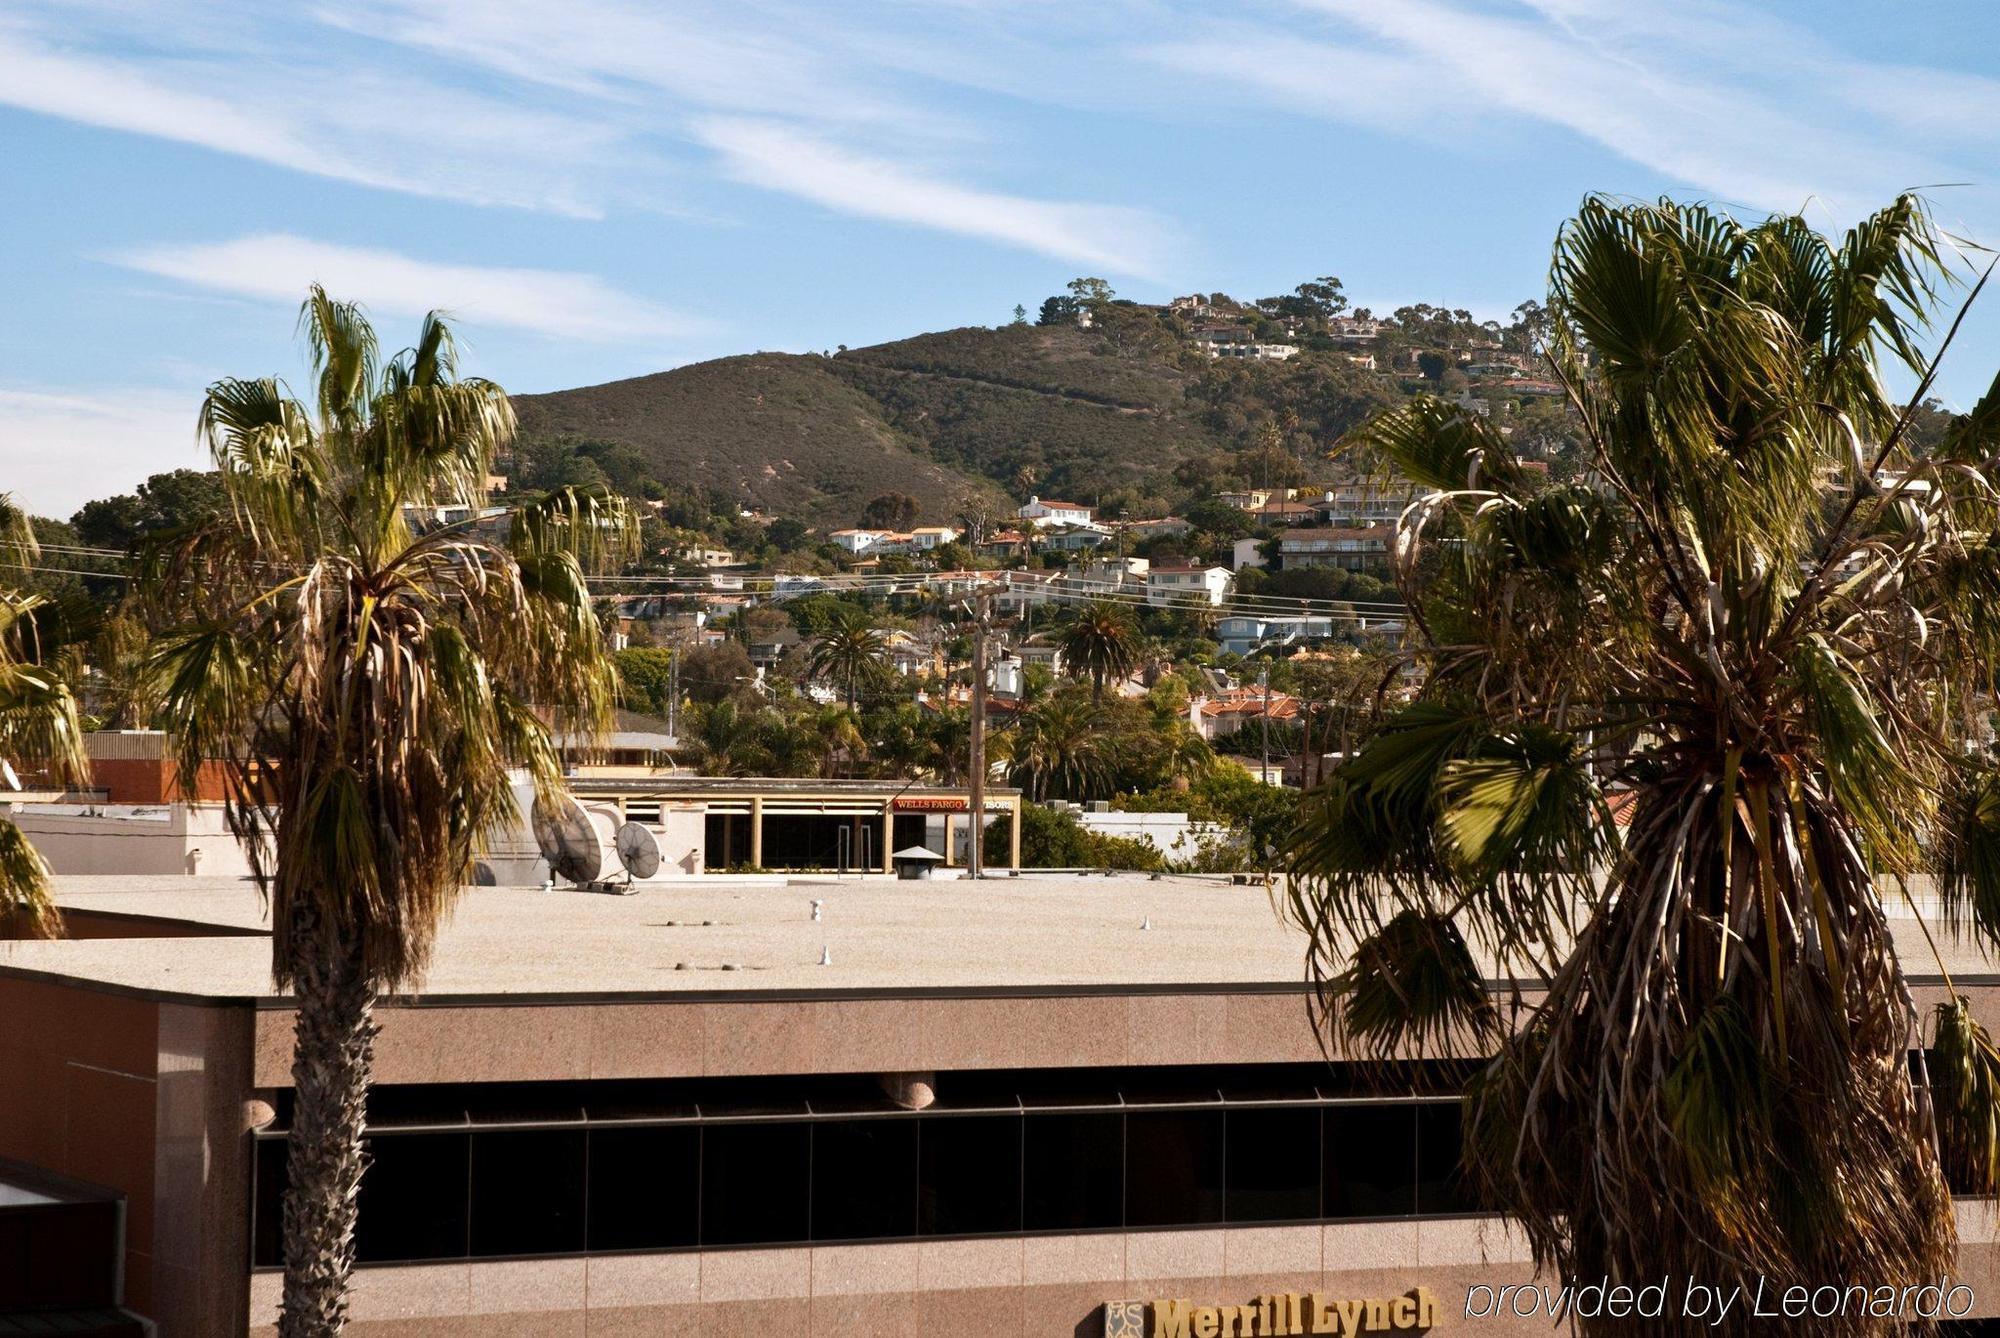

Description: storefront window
[251,1075,1492,1266]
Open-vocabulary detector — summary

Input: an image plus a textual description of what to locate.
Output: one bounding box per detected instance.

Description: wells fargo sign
[1104,1288,1438,1337]
[892,796,1009,812]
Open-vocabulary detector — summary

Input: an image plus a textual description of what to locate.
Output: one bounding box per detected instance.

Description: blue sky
[5,0,2000,515]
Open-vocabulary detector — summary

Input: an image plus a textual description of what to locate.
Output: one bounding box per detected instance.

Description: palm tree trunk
[277,928,377,1338]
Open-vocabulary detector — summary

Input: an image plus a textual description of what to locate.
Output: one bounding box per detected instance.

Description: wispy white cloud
[0,387,200,518]
[0,16,623,215]
[694,117,1171,276]
[1150,0,2000,233]
[112,235,699,342]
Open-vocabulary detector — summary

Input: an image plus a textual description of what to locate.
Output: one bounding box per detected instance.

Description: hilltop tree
[1036,296,1078,327]
[141,289,633,1335]
[1290,194,2000,1332]
[1066,277,1115,309]
[1011,304,1028,326]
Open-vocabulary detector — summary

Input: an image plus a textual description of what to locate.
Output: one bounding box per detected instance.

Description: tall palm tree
[1058,599,1140,703]
[1288,195,2000,1331]
[0,498,89,937]
[140,289,632,1337]
[1003,689,1109,801]
[807,607,887,711]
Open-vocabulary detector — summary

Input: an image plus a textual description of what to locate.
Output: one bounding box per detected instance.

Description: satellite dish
[0,758,18,791]
[615,821,662,880]
[532,795,604,884]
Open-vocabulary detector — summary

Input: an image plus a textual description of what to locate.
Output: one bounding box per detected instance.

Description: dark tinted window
[1024,1112,1123,1230]
[812,1120,918,1241]
[588,1125,699,1251]
[1225,1106,1320,1222]
[1125,1110,1224,1227]
[1324,1105,1417,1219]
[252,1138,286,1268]
[702,1122,810,1245]
[358,1133,470,1262]
[920,1115,1021,1236]
[1414,1102,1479,1215]
[470,1130,585,1257]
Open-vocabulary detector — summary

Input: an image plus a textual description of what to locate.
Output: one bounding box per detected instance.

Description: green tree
[1011,304,1028,326]
[859,491,918,531]
[70,468,227,551]
[1002,689,1110,801]
[1036,295,1078,327]
[807,608,888,711]
[0,498,89,936]
[1066,276,1115,309]
[679,641,754,704]
[1057,600,1141,704]
[615,646,677,716]
[1289,195,2000,1323]
[141,289,632,1335]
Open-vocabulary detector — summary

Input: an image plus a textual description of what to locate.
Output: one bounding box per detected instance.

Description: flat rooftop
[6,874,1997,1006]
[1,873,1311,1004]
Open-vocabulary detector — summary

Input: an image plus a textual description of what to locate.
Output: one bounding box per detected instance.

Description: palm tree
[1288,195,2000,1330]
[140,289,632,1337]
[1003,689,1109,801]
[1058,600,1140,703]
[807,607,887,711]
[0,498,89,937]
[683,700,770,777]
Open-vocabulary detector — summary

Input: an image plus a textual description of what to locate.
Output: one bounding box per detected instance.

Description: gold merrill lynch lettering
[1109,1288,1439,1337]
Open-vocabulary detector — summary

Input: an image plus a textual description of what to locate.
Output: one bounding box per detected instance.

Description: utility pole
[667,646,680,743]
[1259,662,1271,787]
[967,586,991,879]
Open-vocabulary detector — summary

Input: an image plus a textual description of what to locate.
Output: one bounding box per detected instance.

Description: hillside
[509,308,1500,528]
[512,324,1242,526]
[512,352,998,526]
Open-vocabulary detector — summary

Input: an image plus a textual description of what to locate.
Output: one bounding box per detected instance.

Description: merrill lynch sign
[1105,1288,1439,1337]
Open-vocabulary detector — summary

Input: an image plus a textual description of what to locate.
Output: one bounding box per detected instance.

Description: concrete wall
[11,802,256,877]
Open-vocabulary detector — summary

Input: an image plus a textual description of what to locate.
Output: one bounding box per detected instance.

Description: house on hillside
[1147,562,1232,607]
[828,528,890,554]
[1122,516,1191,540]
[908,525,960,550]
[1065,557,1148,592]
[1321,480,1426,527]
[978,529,1028,559]
[1039,524,1111,553]
[1189,687,1303,742]
[1215,615,1340,656]
[1217,489,1275,511]
[1251,500,1322,527]
[1279,526,1392,571]
[1017,496,1095,528]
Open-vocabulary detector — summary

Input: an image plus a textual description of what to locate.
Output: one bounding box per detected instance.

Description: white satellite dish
[532,795,607,884]
[615,821,662,881]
